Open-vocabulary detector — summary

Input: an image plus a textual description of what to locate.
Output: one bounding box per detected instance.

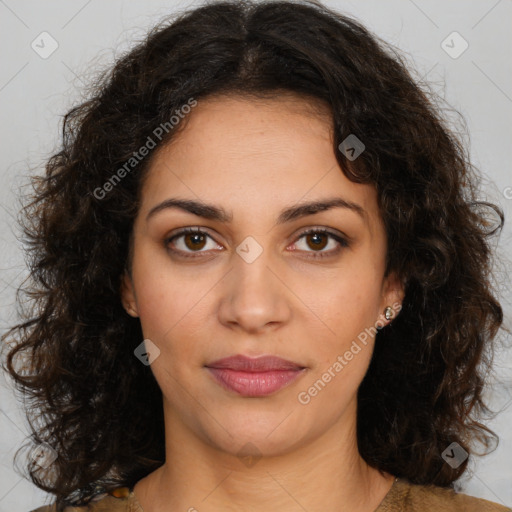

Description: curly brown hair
[2,0,507,508]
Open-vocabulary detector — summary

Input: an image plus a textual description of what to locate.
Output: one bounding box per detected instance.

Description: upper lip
[205,355,305,372]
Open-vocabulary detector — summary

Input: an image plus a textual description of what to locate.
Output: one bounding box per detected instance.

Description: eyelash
[164,227,349,260]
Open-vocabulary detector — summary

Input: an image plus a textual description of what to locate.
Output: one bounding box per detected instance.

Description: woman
[3,0,510,510]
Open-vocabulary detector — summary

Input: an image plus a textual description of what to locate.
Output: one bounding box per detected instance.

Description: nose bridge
[218,236,290,331]
[234,245,273,292]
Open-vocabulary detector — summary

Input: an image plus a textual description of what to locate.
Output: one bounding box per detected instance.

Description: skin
[121,93,404,512]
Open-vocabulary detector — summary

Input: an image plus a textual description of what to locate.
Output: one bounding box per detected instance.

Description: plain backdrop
[1,1,511,511]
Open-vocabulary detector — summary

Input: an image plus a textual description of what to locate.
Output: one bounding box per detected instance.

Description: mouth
[205,354,307,397]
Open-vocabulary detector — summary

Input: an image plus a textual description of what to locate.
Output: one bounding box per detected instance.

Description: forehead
[138,94,380,230]
[161,92,334,159]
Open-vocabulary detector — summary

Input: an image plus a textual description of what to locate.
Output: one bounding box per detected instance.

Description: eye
[291,228,349,259]
[165,227,221,258]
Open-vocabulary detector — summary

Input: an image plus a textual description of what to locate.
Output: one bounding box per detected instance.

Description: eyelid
[291,226,350,245]
[165,226,220,244]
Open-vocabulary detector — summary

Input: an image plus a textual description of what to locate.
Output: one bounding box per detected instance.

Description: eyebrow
[146,197,367,225]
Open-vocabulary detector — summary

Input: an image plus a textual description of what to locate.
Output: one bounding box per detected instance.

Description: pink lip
[205,355,306,397]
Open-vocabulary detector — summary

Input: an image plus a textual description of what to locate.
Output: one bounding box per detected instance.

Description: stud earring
[384,306,394,321]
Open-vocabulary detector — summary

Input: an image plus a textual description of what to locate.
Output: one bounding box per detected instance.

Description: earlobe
[381,272,405,324]
[120,271,139,318]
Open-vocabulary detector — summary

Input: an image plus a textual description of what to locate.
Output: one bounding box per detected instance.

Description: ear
[379,272,405,325]
[120,270,139,318]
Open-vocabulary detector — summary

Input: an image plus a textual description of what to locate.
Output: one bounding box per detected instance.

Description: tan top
[30,477,512,512]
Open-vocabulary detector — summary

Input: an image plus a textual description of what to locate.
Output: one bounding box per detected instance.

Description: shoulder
[29,487,141,512]
[378,477,512,512]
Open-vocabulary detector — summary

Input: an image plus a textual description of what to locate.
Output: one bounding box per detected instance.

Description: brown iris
[305,232,328,251]
[184,232,208,251]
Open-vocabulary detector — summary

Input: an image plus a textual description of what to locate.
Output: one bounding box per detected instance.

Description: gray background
[1,0,511,510]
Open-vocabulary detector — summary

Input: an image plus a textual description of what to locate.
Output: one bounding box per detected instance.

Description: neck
[133,399,395,512]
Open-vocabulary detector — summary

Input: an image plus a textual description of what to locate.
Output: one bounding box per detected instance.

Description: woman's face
[122,94,403,458]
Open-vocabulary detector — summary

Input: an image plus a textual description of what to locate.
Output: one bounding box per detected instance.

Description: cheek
[300,282,379,410]
[305,266,382,346]
[136,285,206,361]
[132,246,188,329]
[131,251,214,365]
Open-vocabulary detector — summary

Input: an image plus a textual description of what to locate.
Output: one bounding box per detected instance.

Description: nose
[217,247,292,334]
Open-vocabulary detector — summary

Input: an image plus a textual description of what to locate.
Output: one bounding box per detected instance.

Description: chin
[198,412,309,459]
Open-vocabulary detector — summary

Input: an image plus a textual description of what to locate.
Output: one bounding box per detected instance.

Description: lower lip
[206,368,305,397]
